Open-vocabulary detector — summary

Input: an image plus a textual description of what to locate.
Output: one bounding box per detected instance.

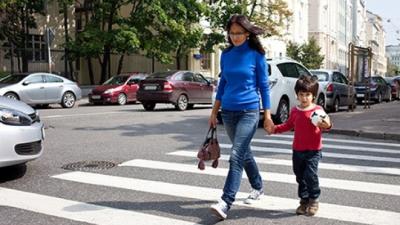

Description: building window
[28,34,47,62]
[200,52,211,70]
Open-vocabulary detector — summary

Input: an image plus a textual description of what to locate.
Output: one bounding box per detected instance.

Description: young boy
[270,75,332,216]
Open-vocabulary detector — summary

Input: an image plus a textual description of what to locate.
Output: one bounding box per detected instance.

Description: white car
[0,72,82,108]
[266,57,324,123]
[214,57,324,124]
[0,96,44,167]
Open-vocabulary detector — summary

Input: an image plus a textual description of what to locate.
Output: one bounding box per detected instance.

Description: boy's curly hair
[294,75,319,98]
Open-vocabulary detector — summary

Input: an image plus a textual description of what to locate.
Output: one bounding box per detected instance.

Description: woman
[209,14,273,220]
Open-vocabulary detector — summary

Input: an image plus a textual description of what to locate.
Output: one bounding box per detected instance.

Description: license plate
[357,94,364,97]
[144,85,157,90]
[91,95,101,99]
[41,125,45,140]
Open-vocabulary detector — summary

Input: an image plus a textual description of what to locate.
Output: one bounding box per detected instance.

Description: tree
[286,37,324,69]
[286,41,301,62]
[0,0,46,72]
[300,37,324,69]
[69,0,207,84]
[387,61,399,76]
[203,0,292,52]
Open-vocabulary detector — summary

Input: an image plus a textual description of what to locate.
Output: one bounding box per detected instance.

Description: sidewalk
[328,101,400,141]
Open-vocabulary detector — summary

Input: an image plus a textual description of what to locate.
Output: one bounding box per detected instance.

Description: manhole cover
[61,161,117,171]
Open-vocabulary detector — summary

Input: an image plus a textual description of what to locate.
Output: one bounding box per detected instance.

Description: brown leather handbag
[197,127,220,170]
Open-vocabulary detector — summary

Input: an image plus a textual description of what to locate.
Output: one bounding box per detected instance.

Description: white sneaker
[243,189,264,204]
[210,199,228,220]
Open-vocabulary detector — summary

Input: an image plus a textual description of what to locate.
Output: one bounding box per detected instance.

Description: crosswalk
[1,134,400,225]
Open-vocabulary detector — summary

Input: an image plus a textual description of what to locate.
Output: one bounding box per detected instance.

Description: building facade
[308,0,353,74]
[366,10,387,76]
[386,45,400,73]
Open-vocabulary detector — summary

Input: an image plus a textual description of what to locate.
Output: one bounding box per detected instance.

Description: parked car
[310,69,356,112]
[355,75,392,104]
[214,57,324,124]
[88,72,148,105]
[384,77,400,100]
[0,96,44,168]
[137,70,214,111]
[0,72,81,108]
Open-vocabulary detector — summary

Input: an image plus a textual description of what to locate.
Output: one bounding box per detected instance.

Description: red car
[137,70,214,111]
[88,72,148,105]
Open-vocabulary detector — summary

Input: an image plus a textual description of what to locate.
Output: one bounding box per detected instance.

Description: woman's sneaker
[296,199,309,215]
[210,199,229,220]
[307,199,319,216]
[244,189,264,204]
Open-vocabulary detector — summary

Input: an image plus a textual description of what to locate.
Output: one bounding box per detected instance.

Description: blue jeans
[220,110,262,207]
[292,150,322,200]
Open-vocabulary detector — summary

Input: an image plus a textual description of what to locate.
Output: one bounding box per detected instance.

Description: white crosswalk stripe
[2,135,400,225]
[168,150,400,175]
[51,171,400,225]
[0,187,198,225]
[119,159,400,196]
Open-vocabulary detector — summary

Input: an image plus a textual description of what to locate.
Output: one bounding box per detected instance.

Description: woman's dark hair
[225,14,265,54]
[294,75,319,99]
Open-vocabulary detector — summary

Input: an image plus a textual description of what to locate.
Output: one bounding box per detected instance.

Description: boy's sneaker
[307,199,319,216]
[296,199,308,215]
[243,189,264,204]
[210,199,229,220]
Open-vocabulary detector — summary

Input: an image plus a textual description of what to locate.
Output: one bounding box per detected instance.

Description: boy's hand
[317,115,332,129]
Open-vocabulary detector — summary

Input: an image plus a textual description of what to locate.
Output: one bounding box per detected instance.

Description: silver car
[0,72,82,108]
[310,69,357,112]
[0,96,44,167]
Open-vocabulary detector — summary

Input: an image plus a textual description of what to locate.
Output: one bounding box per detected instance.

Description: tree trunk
[87,57,95,84]
[100,46,110,83]
[117,54,124,75]
[22,8,29,72]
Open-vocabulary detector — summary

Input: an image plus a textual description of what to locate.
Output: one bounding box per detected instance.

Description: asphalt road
[0,101,399,225]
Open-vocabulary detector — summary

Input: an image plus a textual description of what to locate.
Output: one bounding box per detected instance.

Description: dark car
[384,77,400,100]
[310,69,356,112]
[355,75,392,104]
[88,72,148,105]
[137,70,214,111]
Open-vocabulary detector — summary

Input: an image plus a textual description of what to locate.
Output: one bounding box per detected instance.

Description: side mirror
[22,81,31,86]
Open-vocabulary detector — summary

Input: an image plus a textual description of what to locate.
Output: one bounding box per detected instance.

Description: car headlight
[0,108,33,126]
[104,89,114,94]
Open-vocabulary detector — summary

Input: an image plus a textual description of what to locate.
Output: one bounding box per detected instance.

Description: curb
[329,128,400,141]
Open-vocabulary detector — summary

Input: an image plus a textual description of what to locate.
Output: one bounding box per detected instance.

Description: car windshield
[311,71,329,81]
[103,75,129,85]
[0,74,27,84]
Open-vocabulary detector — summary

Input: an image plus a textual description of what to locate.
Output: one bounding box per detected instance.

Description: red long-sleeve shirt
[274,105,326,151]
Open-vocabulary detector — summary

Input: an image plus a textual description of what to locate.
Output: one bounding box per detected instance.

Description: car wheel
[61,91,76,108]
[4,92,19,100]
[332,98,339,112]
[142,102,156,111]
[117,93,127,105]
[317,94,325,110]
[274,98,289,124]
[175,94,188,111]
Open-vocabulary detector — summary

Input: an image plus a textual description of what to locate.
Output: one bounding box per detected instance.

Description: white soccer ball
[311,109,327,126]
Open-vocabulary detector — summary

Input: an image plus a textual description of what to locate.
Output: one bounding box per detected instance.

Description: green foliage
[387,61,400,75]
[203,0,292,52]
[286,37,324,69]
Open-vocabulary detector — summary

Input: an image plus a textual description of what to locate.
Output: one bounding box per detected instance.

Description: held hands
[263,117,275,135]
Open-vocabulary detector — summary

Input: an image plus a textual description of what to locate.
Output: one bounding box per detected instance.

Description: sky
[365,0,400,46]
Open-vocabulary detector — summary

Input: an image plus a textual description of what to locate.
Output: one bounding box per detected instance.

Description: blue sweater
[216,41,271,111]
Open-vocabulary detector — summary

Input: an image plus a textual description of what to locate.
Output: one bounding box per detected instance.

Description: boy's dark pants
[292,150,322,200]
